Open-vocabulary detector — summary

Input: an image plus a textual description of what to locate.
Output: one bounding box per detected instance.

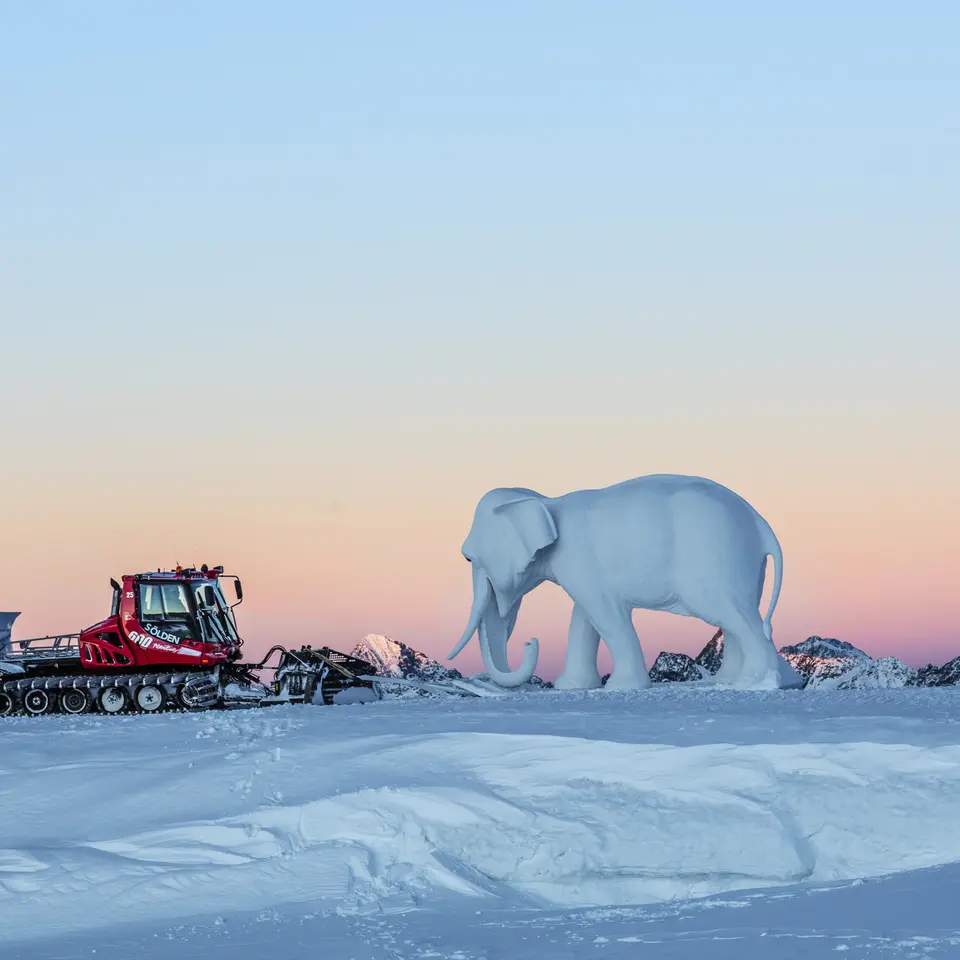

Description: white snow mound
[5,710,960,943]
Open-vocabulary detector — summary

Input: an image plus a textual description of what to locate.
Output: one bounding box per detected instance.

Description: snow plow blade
[223,645,382,707]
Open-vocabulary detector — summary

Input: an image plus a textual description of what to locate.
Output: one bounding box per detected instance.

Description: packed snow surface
[4,687,960,958]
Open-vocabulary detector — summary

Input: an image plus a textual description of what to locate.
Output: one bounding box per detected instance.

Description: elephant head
[447,488,558,686]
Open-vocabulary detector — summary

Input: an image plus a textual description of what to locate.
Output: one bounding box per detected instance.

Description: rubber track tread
[0,671,220,713]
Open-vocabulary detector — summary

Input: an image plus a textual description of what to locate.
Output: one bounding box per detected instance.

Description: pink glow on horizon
[1,379,956,675]
[4,495,956,677]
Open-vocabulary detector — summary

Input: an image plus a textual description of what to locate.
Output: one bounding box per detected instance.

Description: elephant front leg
[585,603,652,690]
[553,603,603,690]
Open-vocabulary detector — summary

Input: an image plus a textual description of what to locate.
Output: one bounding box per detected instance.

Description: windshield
[138,582,199,643]
[193,581,240,645]
[137,579,239,646]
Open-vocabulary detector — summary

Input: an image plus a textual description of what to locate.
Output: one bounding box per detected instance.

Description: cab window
[137,582,197,644]
[139,583,192,618]
[140,584,165,618]
[161,584,190,615]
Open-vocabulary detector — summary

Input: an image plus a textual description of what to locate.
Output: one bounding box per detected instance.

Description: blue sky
[1,2,957,668]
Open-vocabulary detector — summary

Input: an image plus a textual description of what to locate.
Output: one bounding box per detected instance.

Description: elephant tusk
[448,570,492,660]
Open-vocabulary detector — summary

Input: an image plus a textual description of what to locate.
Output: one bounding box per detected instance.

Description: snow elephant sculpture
[448,475,802,691]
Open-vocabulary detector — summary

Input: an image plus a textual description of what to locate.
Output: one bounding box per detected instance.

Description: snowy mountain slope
[804,655,918,690]
[5,688,960,958]
[774,635,911,689]
[779,652,859,683]
[780,636,872,660]
[349,633,464,685]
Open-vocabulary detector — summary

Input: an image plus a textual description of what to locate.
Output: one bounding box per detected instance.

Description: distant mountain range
[351,632,960,692]
[651,632,960,689]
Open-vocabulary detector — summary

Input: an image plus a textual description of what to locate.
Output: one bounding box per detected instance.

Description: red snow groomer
[0,565,378,716]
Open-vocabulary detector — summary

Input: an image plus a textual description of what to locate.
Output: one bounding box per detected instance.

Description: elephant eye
[462,553,472,562]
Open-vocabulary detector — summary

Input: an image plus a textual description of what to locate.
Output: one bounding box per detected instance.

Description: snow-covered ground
[3,687,960,958]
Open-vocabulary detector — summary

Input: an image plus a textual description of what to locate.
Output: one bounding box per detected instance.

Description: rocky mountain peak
[779,636,869,660]
[694,630,724,675]
[349,634,463,685]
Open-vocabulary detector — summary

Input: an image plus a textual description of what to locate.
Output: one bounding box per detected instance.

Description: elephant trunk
[448,566,539,688]
[478,598,539,688]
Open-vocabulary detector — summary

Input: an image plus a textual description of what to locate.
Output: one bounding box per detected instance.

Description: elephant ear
[488,496,558,615]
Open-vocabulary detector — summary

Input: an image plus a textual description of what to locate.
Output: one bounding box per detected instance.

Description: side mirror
[234,580,243,602]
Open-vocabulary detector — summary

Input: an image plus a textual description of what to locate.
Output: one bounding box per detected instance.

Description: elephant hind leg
[712,625,743,683]
[554,603,602,690]
[713,606,780,688]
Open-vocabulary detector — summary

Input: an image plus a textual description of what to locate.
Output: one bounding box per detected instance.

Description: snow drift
[5,690,960,947]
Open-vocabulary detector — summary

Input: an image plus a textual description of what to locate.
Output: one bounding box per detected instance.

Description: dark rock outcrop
[912,655,960,687]
[694,630,724,675]
[649,651,701,683]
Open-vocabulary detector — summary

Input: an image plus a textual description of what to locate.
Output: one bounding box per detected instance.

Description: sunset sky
[2,3,957,677]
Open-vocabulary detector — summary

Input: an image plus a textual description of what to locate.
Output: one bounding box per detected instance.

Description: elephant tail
[756,514,783,643]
